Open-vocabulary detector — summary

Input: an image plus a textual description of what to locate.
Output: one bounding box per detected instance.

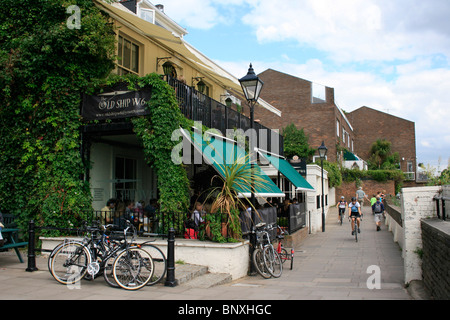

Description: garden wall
[335,180,395,203]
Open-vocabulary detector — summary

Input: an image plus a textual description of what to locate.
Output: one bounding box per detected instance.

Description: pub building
[82,1,313,226]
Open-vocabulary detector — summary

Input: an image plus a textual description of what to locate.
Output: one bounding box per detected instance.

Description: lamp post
[239,63,264,257]
[318,141,328,232]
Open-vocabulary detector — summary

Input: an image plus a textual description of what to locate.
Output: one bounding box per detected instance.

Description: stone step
[175,263,208,285]
[181,272,233,289]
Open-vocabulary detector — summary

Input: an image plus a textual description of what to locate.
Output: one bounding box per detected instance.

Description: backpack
[374,202,382,213]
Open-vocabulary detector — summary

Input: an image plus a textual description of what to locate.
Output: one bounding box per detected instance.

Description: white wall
[306,164,329,233]
[401,186,441,284]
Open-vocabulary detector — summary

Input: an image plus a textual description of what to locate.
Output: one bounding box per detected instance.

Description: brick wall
[255,69,355,163]
[347,106,416,174]
[335,180,395,203]
[421,219,450,300]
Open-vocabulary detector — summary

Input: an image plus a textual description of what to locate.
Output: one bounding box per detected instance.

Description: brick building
[255,69,356,163]
[347,106,417,180]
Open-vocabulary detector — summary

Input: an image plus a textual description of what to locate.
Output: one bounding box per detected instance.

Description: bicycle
[251,223,282,278]
[349,214,362,242]
[338,208,345,225]
[276,226,294,270]
[48,220,155,290]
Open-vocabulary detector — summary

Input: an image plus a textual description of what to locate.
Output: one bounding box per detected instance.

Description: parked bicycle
[276,226,294,270]
[251,223,282,278]
[48,220,155,290]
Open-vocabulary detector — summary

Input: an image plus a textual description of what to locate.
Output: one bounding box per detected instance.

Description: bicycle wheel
[103,254,119,288]
[49,241,91,285]
[140,242,167,286]
[278,248,288,264]
[112,247,154,290]
[263,245,283,278]
[252,248,271,279]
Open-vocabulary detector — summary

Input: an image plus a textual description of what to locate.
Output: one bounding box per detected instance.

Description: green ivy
[0,0,116,232]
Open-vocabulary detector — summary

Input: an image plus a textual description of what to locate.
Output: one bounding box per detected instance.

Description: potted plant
[203,153,267,242]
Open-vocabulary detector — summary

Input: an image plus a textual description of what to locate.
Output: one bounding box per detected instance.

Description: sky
[158,0,450,172]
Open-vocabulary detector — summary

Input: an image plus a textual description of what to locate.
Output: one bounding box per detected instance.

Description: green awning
[181,129,285,198]
[343,149,359,161]
[258,149,315,192]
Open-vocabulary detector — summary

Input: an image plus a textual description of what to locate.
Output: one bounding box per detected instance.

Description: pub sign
[82,85,152,121]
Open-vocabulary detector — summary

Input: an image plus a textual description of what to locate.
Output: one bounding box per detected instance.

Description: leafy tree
[282,123,315,161]
[368,139,398,169]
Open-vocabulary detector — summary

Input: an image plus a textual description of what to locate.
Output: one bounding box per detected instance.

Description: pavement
[0,205,427,301]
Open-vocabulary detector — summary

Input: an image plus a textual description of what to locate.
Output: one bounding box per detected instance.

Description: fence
[276,204,307,235]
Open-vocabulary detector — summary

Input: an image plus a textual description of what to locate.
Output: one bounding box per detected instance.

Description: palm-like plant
[204,152,269,241]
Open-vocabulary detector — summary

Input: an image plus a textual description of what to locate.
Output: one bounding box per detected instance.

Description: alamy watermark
[66,5,81,30]
[366,265,381,290]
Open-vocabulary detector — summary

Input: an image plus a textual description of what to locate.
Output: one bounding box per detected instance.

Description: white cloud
[239,0,450,63]
[162,0,450,166]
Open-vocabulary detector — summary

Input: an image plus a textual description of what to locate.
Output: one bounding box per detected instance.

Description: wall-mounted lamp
[156,57,172,71]
[192,77,205,93]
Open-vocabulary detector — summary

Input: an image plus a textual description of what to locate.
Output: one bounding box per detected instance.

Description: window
[336,119,340,137]
[407,161,413,172]
[118,35,140,75]
[311,82,326,103]
[140,8,155,24]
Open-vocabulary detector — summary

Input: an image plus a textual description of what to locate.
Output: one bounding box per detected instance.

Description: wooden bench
[1,214,27,263]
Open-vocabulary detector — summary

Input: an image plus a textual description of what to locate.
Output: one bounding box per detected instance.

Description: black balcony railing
[165,76,284,156]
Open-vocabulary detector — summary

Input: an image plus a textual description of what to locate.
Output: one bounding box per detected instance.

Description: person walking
[348,197,362,236]
[372,196,385,231]
[355,187,369,209]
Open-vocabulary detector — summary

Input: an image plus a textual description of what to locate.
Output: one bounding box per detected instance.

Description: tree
[368,139,399,170]
[282,124,315,161]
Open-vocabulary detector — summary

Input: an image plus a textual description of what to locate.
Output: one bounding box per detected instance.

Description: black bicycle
[251,223,282,278]
[48,220,155,290]
[349,215,362,242]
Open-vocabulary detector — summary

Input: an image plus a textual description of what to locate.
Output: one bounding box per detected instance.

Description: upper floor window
[118,35,140,75]
[336,119,340,137]
[311,82,326,103]
[139,8,155,24]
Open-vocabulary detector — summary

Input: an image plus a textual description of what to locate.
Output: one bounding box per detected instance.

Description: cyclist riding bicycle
[338,196,347,224]
[348,197,362,235]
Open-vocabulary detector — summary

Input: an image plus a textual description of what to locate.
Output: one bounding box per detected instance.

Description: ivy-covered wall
[0,1,190,232]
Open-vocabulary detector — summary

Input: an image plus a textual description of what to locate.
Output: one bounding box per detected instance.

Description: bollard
[26,220,38,272]
[164,227,178,287]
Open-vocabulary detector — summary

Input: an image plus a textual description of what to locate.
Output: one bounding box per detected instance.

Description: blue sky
[159,0,450,173]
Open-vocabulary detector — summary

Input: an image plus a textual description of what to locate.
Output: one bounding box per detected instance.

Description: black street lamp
[239,63,264,208]
[318,141,328,232]
[239,63,264,261]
